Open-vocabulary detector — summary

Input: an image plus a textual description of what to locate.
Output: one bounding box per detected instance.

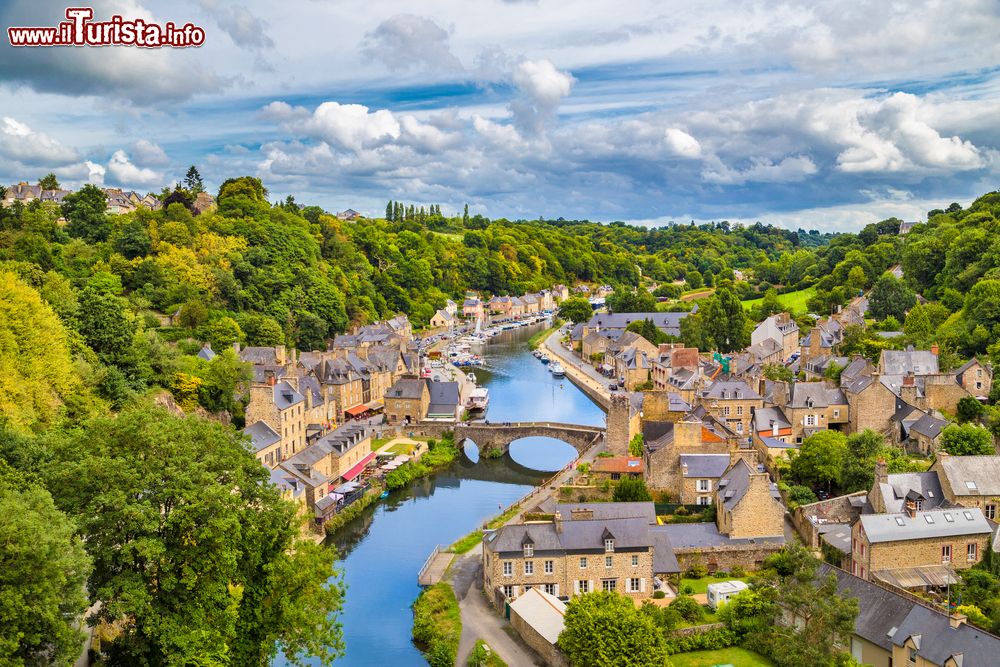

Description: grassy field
[387,441,416,455]
[679,576,749,595]
[680,288,715,301]
[741,286,816,314]
[670,647,775,667]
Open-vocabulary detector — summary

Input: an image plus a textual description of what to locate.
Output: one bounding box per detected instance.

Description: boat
[550,362,565,377]
[379,490,390,499]
[540,354,550,364]
[466,387,490,412]
[532,350,542,359]
[466,372,477,383]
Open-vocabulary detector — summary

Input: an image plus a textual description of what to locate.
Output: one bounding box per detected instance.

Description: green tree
[868,272,916,322]
[958,396,986,424]
[685,270,703,290]
[43,405,345,666]
[606,288,657,313]
[184,165,205,195]
[628,433,644,457]
[625,318,667,345]
[113,218,153,259]
[77,287,138,367]
[239,313,285,346]
[558,592,670,667]
[839,430,885,493]
[199,316,244,350]
[38,172,60,190]
[846,265,867,293]
[903,304,933,341]
[0,462,91,666]
[558,296,593,323]
[613,477,652,502]
[790,430,848,491]
[701,287,748,352]
[940,424,994,456]
[62,184,110,243]
[762,363,794,382]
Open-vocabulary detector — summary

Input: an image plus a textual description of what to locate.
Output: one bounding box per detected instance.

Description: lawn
[741,286,816,315]
[670,647,775,667]
[679,575,748,595]
[387,441,416,455]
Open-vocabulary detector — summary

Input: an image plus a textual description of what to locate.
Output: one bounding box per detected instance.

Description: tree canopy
[558,592,670,667]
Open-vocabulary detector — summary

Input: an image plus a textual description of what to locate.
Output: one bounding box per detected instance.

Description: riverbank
[540,331,611,409]
[526,319,562,350]
[412,583,462,666]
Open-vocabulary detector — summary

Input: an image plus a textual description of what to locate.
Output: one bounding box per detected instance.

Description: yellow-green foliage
[0,272,86,432]
[412,583,462,667]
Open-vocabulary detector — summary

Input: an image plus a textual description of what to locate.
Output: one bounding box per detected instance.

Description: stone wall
[673,542,785,573]
[509,609,569,667]
[791,493,865,548]
[606,393,631,456]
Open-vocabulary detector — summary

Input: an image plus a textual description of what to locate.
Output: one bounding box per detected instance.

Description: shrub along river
[276,323,605,666]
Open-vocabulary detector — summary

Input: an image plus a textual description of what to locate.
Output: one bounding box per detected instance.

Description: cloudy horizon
[1,0,998,231]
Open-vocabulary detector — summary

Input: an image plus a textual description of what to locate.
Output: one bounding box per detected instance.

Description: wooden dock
[417,545,454,586]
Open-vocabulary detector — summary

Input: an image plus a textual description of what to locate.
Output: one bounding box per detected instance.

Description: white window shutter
[554,584,559,596]
[589,580,594,593]
[574,580,579,595]
[640,578,646,593]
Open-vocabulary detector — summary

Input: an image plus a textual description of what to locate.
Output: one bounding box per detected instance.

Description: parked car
[608,383,618,391]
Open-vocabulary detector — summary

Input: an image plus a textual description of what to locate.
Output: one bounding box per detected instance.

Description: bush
[664,627,738,655]
[730,565,746,578]
[668,595,704,622]
[612,477,652,502]
[787,484,818,507]
[685,563,708,579]
[652,590,666,599]
[412,583,461,667]
[682,585,694,595]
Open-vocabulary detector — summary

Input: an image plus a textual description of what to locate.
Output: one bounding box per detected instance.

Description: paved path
[451,546,543,666]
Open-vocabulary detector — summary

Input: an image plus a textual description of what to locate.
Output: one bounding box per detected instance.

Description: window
[736,391,743,399]
[503,585,514,599]
[543,583,557,595]
[968,543,978,562]
[605,556,613,568]
[736,405,743,415]
[602,579,617,592]
[524,561,534,575]
[859,542,865,557]
[908,647,917,664]
[723,406,730,416]
[697,496,711,506]
[544,560,554,574]
[628,578,641,592]
[697,479,711,492]
[987,505,996,520]
[942,544,952,563]
[605,538,615,553]
[523,544,533,558]
[632,555,639,567]
[578,580,590,594]
[805,415,817,426]
[503,561,512,577]
[833,409,840,418]
[736,422,744,433]
[579,557,588,569]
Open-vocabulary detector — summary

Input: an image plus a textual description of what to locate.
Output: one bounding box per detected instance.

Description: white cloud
[360,14,462,72]
[298,103,401,153]
[702,155,818,185]
[106,149,163,187]
[196,0,274,51]
[129,139,169,166]
[510,59,574,133]
[664,128,701,158]
[0,116,79,165]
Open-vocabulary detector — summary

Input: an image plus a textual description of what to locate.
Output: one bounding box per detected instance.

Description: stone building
[245,378,307,463]
[384,377,430,424]
[850,506,992,583]
[930,453,1000,519]
[769,380,849,443]
[643,412,735,501]
[699,377,763,440]
[481,503,679,608]
[751,312,799,362]
[715,457,786,540]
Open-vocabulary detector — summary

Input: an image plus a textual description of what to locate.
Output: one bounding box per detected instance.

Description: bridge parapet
[453,421,605,455]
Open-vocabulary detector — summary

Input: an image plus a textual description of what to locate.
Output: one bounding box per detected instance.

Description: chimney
[950,613,967,629]
[903,373,915,387]
[265,369,277,386]
[931,343,940,356]
[554,511,563,533]
[875,458,888,487]
[232,341,241,354]
[905,497,918,518]
[275,345,287,366]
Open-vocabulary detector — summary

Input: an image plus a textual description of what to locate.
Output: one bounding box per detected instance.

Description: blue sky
[1,0,999,231]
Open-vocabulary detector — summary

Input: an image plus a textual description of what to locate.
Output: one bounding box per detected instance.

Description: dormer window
[523,544,533,558]
[605,538,615,553]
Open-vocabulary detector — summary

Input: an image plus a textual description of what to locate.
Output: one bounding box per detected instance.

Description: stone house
[246,378,307,462]
[426,381,461,421]
[643,412,736,501]
[508,588,568,667]
[581,331,611,362]
[751,312,800,362]
[553,284,570,302]
[384,378,430,424]
[522,293,540,314]
[954,358,992,400]
[488,295,512,317]
[930,453,1000,519]
[819,563,1000,667]
[842,366,898,437]
[699,377,764,440]
[800,317,844,365]
[651,344,699,391]
[769,380,849,443]
[850,506,992,583]
[604,331,658,389]
[716,457,786,540]
[481,503,679,608]
[509,296,525,319]
[244,420,282,467]
[590,456,644,481]
[463,298,484,320]
[429,308,456,329]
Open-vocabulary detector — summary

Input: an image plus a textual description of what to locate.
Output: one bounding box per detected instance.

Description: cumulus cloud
[510,59,574,133]
[361,14,462,72]
[0,117,79,165]
[106,149,163,187]
[300,103,401,152]
[129,139,170,166]
[664,128,701,158]
[196,0,274,51]
[702,155,818,185]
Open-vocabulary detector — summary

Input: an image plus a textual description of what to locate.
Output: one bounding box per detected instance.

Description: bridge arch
[453,421,605,458]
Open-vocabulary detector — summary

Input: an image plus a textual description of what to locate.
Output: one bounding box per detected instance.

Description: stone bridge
[453,421,605,456]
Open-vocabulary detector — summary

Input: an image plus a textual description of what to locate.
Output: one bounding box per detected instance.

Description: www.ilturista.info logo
[7,7,205,48]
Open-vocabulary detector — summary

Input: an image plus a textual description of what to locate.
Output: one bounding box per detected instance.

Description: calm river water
[277,323,604,666]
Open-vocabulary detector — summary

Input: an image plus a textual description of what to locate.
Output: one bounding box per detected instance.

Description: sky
[1,0,999,231]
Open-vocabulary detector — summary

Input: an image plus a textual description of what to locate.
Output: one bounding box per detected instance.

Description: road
[451,546,543,667]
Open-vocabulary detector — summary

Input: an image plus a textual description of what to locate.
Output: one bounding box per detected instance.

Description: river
[276,323,605,666]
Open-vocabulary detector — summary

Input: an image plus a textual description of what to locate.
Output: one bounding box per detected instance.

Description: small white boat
[467,372,477,383]
[540,354,550,364]
[550,362,565,377]
[466,387,489,412]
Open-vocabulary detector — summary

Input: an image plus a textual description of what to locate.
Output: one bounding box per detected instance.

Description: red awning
[341,452,377,481]
[345,404,369,418]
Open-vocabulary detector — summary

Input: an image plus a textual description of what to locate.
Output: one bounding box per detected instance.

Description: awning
[873,565,958,589]
[345,404,369,418]
[332,482,359,494]
[341,451,377,481]
[365,400,384,412]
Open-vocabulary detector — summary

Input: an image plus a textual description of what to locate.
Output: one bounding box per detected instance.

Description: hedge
[412,583,462,667]
[664,627,738,655]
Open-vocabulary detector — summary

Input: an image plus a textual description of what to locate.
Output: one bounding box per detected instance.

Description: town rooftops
[680,454,731,478]
[787,382,847,408]
[427,381,460,416]
[240,346,283,365]
[880,349,939,376]
[486,516,655,554]
[753,406,791,431]
[909,412,949,440]
[385,378,427,400]
[935,455,1000,496]
[592,456,645,475]
[654,521,785,549]
[273,381,305,409]
[243,420,280,452]
[859,507,991,543]
[702,377,761,401]
[875,472,946,513]
[585,311,690,337]
[555,502,657,524]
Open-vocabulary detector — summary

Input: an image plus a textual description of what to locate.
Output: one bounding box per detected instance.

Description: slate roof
[702,378,761,400]
[385,378,427,400]
[486,516,654,554]
[819,564,1000,664]
[569,322,585,342]
[680,454,731,478]
[753,406,791,432]
[555,502,657,524]
[649,529,681,573]
[760,436,797,449]
[244,420,280,452]
[427,381,460,416]
[273,381,305,409]
[655,522,785,549]
[876,472,946,513]
[585,311,690,337]
[935,456,1000,496]
[881,349,939,376]
[909,412,948,440]
[787,382,847,408]
[196,344,216,361]
[859,507,991,543]
[240,346,281,365]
